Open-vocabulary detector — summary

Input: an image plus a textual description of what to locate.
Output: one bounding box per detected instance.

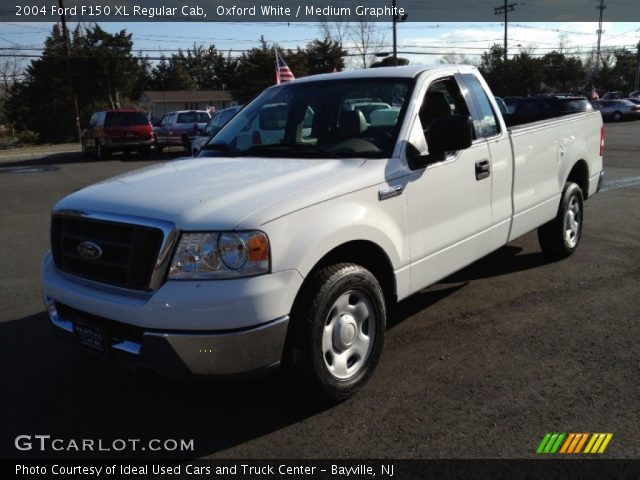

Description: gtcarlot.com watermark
[15,434,194,452]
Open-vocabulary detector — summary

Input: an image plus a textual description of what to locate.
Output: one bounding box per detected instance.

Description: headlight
[168,231,269,279]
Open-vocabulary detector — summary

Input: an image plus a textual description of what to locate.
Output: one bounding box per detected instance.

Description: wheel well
[567,160,589,199]
[308,241,396,305]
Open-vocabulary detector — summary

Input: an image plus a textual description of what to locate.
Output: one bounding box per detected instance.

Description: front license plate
[74,323,106,352]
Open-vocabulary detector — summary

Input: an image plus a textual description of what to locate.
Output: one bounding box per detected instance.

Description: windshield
[204,78,412,158]
[104,111,149,127]
[177,112,210,123]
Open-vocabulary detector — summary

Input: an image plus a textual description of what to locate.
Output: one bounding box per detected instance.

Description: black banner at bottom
[6,459,640,480]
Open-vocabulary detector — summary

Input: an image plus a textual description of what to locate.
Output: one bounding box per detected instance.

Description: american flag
[275,49,295,84]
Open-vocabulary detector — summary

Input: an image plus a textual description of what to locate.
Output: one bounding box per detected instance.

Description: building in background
[138,91,237,118]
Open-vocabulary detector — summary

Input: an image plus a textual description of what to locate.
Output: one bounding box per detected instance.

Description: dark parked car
[505,95,593,126]
[190,105,243,156]
[591,99,640,121]
[601,91,624,100]
[503,96,523,114]
[494,96,508,116]
[82,109,154,159]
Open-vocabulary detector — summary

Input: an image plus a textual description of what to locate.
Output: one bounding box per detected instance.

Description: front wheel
[538,182,584,259]
[612,111,622,122]
[81,139,90,157]
[182,135,191,154]
[285,263,386,401]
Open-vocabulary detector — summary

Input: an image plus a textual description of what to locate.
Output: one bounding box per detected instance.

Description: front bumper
[45,296,288,376]
[42,253,302,376]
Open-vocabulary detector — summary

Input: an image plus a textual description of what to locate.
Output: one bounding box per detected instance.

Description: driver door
[404,75,494,293]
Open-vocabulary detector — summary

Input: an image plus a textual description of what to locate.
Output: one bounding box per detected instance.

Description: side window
[418,77,469,140]
[462,74,500,138]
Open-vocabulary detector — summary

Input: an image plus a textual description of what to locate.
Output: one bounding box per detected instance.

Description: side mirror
[427,115,473,154]
[406,115,473,170]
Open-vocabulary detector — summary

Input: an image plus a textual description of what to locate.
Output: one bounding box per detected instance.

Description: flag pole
[274,47,280,85]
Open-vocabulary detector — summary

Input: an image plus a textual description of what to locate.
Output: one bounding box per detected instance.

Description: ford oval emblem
[77,241,103,260]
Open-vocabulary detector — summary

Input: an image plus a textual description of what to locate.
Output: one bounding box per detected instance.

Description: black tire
[140,146,152,159]
[96,142,109,160]
[154,136,163,154]
[182,135,191,154]
[123,148,131,158]
[284,263,386,401]
[538,182,584,260]
[612,111,622,122]
[81,140,90,157]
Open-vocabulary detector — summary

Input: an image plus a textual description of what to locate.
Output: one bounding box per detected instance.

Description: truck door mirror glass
[427,115,473,154]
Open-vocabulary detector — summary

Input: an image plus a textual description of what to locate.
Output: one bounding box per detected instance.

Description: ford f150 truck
[42,65,604,400]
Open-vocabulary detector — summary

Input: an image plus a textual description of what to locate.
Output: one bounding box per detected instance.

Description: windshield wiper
[243,143,334,158]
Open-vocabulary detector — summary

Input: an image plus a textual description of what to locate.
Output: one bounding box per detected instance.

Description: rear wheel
[538,182,584,259]
[96,142,109,160]
[140,146,152,159]
[285,263,386,401]
[612,111,622,122]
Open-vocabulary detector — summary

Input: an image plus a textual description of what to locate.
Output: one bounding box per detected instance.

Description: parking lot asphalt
[0,122,638,459]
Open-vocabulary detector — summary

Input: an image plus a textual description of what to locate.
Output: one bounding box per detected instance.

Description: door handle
[475,159,490,180]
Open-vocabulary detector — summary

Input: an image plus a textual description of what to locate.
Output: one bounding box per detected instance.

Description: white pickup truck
[42,65,604,400]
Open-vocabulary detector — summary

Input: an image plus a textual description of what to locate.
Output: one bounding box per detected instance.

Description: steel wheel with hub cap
[538,182,584,259]
[322,290,376,380]
[285,263,386,401]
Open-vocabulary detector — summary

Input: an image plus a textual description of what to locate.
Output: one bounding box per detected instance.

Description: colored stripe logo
[537,433,613,454]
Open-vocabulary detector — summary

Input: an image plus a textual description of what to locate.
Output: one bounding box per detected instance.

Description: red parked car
[82,109,154,159]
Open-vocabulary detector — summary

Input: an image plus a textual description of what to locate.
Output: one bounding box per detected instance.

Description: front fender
[264,185,411,299]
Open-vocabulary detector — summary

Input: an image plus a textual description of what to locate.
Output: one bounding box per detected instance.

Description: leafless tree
[349,19,387,69]
[0,54,24,88]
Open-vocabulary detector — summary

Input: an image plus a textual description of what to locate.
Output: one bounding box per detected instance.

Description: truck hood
[54,156,368,230]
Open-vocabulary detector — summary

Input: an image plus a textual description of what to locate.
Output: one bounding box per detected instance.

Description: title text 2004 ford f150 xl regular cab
[42,66,604,400]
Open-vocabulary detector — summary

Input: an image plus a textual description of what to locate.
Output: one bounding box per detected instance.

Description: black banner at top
[2,0,640,22]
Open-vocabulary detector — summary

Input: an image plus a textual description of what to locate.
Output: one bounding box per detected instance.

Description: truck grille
[51,215,164,291]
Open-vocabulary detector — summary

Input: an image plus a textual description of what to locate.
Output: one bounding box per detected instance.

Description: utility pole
[391,0,407,66]
[494,1,517,62]
[57,0,82,143]
[595,0,606,74]
[392,0,397,66]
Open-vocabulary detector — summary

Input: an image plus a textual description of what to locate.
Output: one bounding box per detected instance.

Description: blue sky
[1,21,639,67]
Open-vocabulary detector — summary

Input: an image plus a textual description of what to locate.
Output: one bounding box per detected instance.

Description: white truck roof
[293,64,479,84]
